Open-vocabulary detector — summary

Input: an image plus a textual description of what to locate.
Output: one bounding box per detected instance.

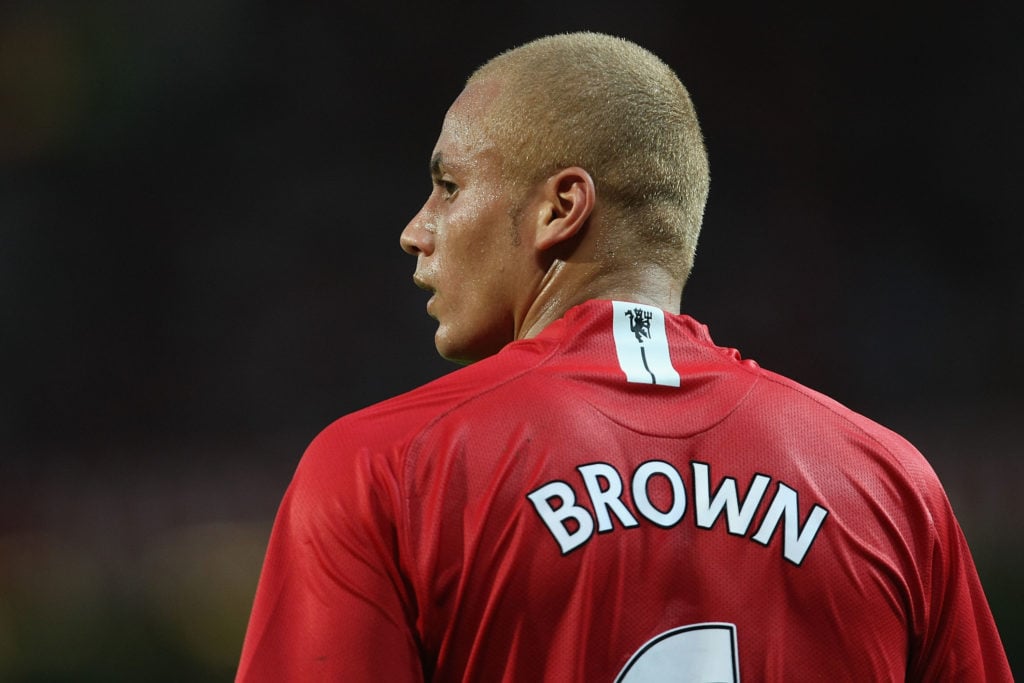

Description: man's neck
[514,260,683,341]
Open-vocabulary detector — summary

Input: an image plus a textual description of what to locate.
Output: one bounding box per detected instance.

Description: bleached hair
[469,32,710,282]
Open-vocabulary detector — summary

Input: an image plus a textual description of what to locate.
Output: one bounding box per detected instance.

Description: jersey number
[615,622,740,683]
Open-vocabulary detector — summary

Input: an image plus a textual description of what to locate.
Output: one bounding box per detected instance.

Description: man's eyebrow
[430,153,444,179]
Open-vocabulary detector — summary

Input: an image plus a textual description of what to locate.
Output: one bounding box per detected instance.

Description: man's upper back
[238,300,1010,681]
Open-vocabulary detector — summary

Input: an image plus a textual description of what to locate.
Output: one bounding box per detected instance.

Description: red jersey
[237,300,1011,681]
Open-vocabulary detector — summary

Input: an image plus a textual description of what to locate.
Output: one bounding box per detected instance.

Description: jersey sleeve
[909,469,1012,681]
[236,426,423,682]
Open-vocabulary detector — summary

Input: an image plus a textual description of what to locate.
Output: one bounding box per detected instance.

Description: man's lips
[412,273,433,293]
[413,274,437,316]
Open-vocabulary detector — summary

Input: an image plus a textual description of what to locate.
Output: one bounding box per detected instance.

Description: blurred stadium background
[2,2,1021,679]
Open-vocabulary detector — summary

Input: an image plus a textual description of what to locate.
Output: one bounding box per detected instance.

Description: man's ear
[533,167,596,252]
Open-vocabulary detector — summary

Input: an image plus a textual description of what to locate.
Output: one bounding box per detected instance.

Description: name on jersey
[526,460,829,566]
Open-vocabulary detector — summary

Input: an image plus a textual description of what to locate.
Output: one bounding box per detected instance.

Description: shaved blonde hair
[470,32,709,284]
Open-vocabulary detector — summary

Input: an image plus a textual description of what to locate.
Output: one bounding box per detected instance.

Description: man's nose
[400,206,435,256]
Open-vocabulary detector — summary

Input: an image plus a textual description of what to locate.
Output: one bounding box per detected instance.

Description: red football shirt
[237,300,1011,681]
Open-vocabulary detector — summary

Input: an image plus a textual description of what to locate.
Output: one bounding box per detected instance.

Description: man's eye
[439,180,458,198]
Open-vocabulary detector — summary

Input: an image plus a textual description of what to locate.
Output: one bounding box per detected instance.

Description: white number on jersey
[615,622,740,683]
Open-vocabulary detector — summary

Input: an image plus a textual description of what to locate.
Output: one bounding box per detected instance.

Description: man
[237,33,1011,681]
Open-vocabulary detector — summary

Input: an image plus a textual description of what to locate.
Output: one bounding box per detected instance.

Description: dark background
[2,1,1021,679]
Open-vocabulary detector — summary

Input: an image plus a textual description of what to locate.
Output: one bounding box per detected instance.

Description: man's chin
[435,339,478,366]
[434,330,511,366]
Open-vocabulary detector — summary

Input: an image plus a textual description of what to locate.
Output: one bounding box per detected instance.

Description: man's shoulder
[308,336,557,460]
[743,364,942,493]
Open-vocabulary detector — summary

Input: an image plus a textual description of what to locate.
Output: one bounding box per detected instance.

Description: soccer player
[237,33,1011,680]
